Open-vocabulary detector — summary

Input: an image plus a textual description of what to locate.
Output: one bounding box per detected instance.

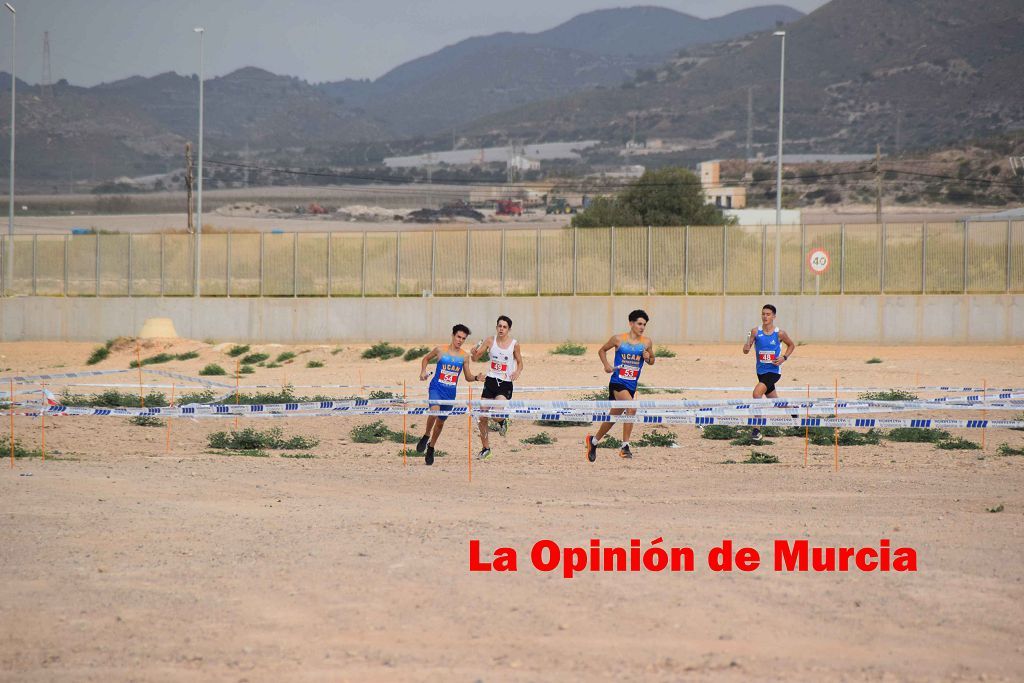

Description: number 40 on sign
[807,248,830,275]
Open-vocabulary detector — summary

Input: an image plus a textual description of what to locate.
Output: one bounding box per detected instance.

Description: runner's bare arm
[420,347,440,381]
[510,343,524,381]
[462,361,484,383]
[643,338,655,365]
[471,336,493,362]
[775,330,797,365]
[597,336,618,373]
[743,327,757,354]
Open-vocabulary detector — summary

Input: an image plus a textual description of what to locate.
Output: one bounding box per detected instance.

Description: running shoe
[751,428,763,442]
[425,445,435,466]
[619,444,634,459]
[584,435,597,463]
[498,419,509,437]
[416,434,429,454]
[477,447,492,461]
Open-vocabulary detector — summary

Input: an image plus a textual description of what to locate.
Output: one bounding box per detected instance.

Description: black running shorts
[481,376,513,400]
[608,383,637,400]
[757,372,782,394]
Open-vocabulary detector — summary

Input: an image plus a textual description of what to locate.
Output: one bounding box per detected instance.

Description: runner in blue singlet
[583,309,655,463]
[416,324,484,465]
[742,304,797,441]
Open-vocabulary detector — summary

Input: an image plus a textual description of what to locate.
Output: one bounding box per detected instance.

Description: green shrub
[865,357,883,364]
[199,363,227,376]
[535,419,589,428]
[521,432,555,445]
[859,390,919,401]
[551,342,586,356]
[207,426,318,450]
[700,425,744,440]
[86,339,116,365]
[280,452,316,459]
[636,430,676,447]
[887,427,949,443]
[129,352,176,368]
[306,360,325,369]
[362,342,404,360]
[175,351,200,361]
[128,415,165,427]
[177,390,216,405]
[60,388,168,407]
[331,347,344,355]
[745,451,778,464]
[226,344,251,357]
[368,390,395,400]
[730,434,775,446]
[240,365,255,374]
[212,449,269,458]
[800,427,882,446]
[936,437,980,450]
[276,352,296,363]
[598,435,622,448]
[264,362,282,369]
[0,435,42,458]
[350,420,410,444]
[241,353,270,364]
[403,346,430,361]
[398,447,446,459]
[655,347,676,358]
[997,443,1024,456]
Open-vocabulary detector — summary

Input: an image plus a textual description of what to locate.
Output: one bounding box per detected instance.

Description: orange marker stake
[834,377,839,472]
[40,384,46,462]
[402,380,408,467]
[166,384,175,454]
[9,379,14,468]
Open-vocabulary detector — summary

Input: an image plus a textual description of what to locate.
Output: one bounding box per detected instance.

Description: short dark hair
[628,309,649,323]
[452,324,471,336]
[762,304,777,315]
[497,315,512,328]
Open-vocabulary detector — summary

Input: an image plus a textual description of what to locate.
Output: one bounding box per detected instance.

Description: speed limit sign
[807,248,831,275]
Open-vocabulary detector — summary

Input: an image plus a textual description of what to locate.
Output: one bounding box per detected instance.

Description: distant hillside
[468,0,1024,156]
[318,5,803,135]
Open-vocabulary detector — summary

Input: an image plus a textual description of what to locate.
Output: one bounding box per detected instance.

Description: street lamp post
[773,29,786,296]
[4,3,14,297]
[193,26,204,297]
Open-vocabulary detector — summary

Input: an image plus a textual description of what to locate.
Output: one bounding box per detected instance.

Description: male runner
[471,315,524,460]
[584,309,654,462]
[742,304,796,441]
[416,324,485,465]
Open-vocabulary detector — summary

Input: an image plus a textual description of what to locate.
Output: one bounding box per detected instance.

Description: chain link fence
[2,221,1020,297]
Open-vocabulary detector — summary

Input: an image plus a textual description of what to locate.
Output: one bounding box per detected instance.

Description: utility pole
[41,31,52,100]
[746,86,753,174]
[185,143,194,234]
[875,144,882,224]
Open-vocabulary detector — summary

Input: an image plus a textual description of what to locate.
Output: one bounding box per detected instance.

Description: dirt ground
[2,340,1023,681]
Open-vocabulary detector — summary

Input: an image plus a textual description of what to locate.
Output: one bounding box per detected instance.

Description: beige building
[699,161,746,209]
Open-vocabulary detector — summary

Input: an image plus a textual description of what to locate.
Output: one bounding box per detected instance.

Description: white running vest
[486,338,517,381]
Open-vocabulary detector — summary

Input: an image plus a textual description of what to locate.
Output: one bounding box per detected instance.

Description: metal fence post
[722,224,728,294]
[1006,221,1012,293]
[880,222,887,293]
[258,232,265,297]
[646,225,652,295]
[609,225,615,295]
[466,228,472,297]
[799,221,806,294]
[571,226,577,296]
[293,232,299,298]
[430,229,436,295]
[962,221,969,293]
[226,231,231,297]
[159,233,164,297]
[921,222,927,294]
[839,224,845,295]
[31,235,37,296]
[535,227,541,296]
[684,225,689,294]
[396,230,402,297]
[760,225,766,295]
[500,228,506,297]
[95,235,101,297]
[63,236,69,297]
[126,234,132,297]
[326,233,332,298]
[361,231,367,297]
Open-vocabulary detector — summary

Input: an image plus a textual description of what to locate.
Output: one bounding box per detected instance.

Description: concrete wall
[1,295,1021,344]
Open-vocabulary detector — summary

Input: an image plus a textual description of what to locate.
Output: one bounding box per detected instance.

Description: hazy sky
[4,0,829,87]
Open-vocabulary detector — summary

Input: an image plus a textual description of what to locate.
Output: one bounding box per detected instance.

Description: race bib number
[758,351,776,363]
[618,366,639,381]
[490,361,508,373]
[439,371,458,385]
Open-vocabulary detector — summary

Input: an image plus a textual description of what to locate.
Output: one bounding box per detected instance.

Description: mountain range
[2,0,1022,188]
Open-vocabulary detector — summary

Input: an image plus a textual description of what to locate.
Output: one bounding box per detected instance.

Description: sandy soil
[2,340,1023,681]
